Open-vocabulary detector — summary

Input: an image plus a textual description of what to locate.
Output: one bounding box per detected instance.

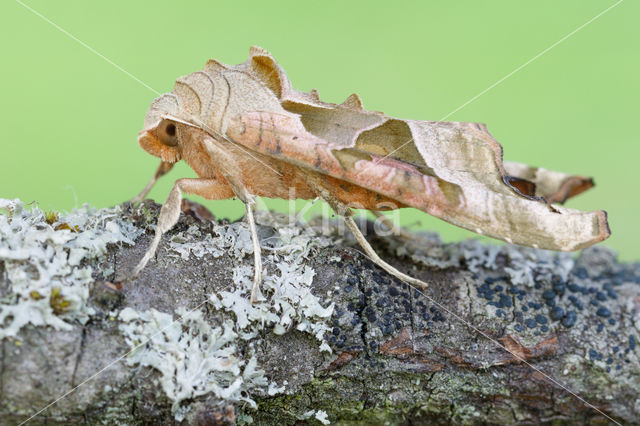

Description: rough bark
[1,200,639,425]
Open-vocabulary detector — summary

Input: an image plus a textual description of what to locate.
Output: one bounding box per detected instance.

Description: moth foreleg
[127,178,234,281]
[130,161,175,204]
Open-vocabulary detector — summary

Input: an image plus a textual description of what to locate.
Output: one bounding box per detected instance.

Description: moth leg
[342,215,427,290]
[127,178,234,280]
[130,161,175,204]
[201,136,265,303]
[244,196,264,303]
[304,171,428,291]
[372,211,415,240]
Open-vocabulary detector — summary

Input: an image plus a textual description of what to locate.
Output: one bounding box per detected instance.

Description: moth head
[138,94,183,162]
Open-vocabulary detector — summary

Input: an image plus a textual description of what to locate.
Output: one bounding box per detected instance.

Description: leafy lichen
[118,211,336,420]
[0,198,141,339]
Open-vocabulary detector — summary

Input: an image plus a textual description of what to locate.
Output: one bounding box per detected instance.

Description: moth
[127,46,610,302]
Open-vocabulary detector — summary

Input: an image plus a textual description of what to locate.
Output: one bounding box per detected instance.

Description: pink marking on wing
[369,155,421,173]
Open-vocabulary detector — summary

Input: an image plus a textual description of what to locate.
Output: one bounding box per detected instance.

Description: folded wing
[216,47,610,251]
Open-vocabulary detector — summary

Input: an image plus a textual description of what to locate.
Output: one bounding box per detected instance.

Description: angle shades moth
[128,46,610,302]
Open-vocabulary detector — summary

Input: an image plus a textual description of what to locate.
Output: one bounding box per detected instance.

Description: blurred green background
[1,1,637,259]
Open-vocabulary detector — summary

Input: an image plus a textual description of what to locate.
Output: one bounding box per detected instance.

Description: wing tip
[561,209,611,252]
[548,176,595,204]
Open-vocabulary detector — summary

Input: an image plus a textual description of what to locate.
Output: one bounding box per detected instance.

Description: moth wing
[226,110,609,252]
[503,161,595,204]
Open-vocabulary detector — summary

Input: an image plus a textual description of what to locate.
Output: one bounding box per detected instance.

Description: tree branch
[1,200,638,425]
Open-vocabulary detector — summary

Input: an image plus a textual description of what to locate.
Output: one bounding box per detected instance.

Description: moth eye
[157,120,179,146]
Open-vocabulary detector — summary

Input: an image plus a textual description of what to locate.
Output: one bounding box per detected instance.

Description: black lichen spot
[525,318,537,329]
[630,335,637,351]
[552,277,566,295]
[562,311,577,328]
[596,291,607,301]
[364,306,376,322]
[540,325,549,332]
[431,309,444,322]
[514,324,524,332]
[499,294,512,308]
[568,282,581,293]
[550,306,564,321]
[568,295,584,310]
[542,290,556,300]
[388,286,399,297]
[596,307,612,318]
[574,267,589,279]
[535,315,548,325]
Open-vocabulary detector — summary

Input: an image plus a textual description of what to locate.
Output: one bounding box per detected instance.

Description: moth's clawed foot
[250,281,265,304]
[128,194,146,205]
[129,187,153,205]
[249,266,265,304]
[102,280,125,292]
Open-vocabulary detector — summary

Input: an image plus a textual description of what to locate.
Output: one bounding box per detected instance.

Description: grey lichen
[118,211,336,420]
[1,199,639,424]
[119,307,268,421]
[0,199,141,339]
